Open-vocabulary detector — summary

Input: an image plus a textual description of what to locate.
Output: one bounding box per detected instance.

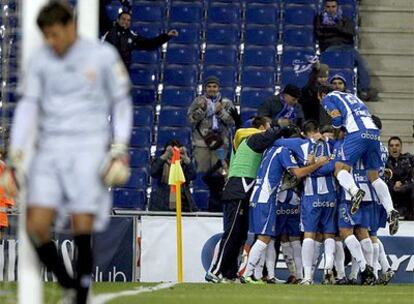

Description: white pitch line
[91,282,176,304]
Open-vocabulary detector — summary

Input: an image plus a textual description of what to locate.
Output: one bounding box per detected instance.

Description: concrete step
[371,75,414,93]
[362,0,414,8]
[367,101,414,120]
[380,119,413,136]
[378,92,414,102]
[363,53,414,75]
[359,28,414,52]
[359,6,414,30]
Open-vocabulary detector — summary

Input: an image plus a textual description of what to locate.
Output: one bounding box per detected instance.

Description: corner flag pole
[168,147,186,283]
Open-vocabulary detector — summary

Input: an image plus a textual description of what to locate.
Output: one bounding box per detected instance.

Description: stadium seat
[112,189,146,209]
[169,23,201,44]
[129,65,158,86]
[329,68,355,91]
[204,45,238,66]
[283,26,315,47]
[131,87,156,105]
[129,148,150,169]
[245,4,279,25]
[132,3,164,22]
[280,67,310,88]
[205,25,240,45]
[244,26,278,46]
[243,46,276,67]
[207,3,241,24]
[163,65,198,87]
[342,5,357,21]
[166,44,200,65]
[131,50,160,65]
[130,127,152,147]
[161,87,196,107]
[284,0,318,4]
[338,0,357,6]
[193,173,208,190]
[203,65,238,88]
[132,22,163,37]
[124,168,148,189]
[169,2,204,23]
[284,5,316,26]
[133,106,154,127]
[240,107,258,123]
[240,87,274,109]
[320,50,354,69]
[281,48,316,68]
[220,88,236,101]
[193,190,209,210]
[157,127,192,149]
[159,107,189,127]
[105,5,120,21]
[241,67,275,88]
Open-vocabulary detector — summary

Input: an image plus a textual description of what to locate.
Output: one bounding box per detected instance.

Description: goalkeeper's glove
[101,143,130,187]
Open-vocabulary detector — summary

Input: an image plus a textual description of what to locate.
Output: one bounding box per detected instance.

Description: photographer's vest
[228,139,262,179]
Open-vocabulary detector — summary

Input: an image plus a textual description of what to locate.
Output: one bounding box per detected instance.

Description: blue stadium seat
[163,65,198,87]
[129,65,158,86]
[157,127,192,149]
[170,23,201,44]
[206,25,240,45]
[133,106,154,126]
[204,45,238,66]
[131,87,156,105]
[338,0,357,5]
[281,48,316,67]
[193,190,209,210]
[129,148,150,169]
[203,65,238,87]
[320,50,354,69]
[131,50,160,65]
[113,189,146,209]
[243,46,276,67]
[193,173,208,190]
[207,3,241,24]
[105,5,121,21]
[249,0,281,3]
[329,68,355,91]
[240,87,274,109]
[133,22,163,37]
[284,0,318,4]
[220,87,236,102]
[241,67,275,88]
[166,44,200,65]
[169,2,204,23]
[159,107,189,127]
[244,26,278,46]
[161,87,196,107]
[342,5,357,21]
[283,26,314,47]
[124,168,148,189]
[280,67,310,88]
[284,5,316,26]
[132,3,164,22]
[240,108,258,123]
[245,4,279,25]
[130,127,152,147]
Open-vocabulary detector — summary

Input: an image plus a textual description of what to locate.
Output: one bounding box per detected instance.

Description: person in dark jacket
[103,10,178,68]
[315,0,375,101]
[202,159,228,212]
[149,140,198,212]
[257,84,304,128]
[300,63,331,126]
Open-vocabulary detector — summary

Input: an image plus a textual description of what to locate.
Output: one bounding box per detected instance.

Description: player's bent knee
[339,229,353,240]
[355,228,369,240]
[334,162,351,177]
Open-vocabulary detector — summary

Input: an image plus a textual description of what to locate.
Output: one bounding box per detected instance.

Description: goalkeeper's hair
[37,0,74,29]
[251,116,271,129]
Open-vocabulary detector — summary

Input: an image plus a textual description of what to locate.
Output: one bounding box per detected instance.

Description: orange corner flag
[168,147,186,189]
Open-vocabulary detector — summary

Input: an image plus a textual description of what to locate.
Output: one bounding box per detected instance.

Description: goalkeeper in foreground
[2,1,132,303]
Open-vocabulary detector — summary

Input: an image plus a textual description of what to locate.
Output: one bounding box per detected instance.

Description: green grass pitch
[1,282,413,304]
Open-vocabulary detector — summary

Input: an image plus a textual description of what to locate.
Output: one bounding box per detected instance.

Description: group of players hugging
[206,85,399,286]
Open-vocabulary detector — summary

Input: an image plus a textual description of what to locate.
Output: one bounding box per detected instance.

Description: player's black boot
[360,265,375,285]
[387,209,400,235]
[350,189,366,215]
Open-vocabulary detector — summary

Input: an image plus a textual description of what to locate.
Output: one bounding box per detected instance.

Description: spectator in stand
[103,9,178,68]
[329,72,348,93]
[187,76,235,173]
[149,140,198,212]
[299,63,331,126]
[258,84,304,128]
[386,136,414,220]
[315,0,376,101]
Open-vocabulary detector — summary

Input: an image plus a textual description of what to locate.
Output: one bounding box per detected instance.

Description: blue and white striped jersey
[322,91,378,134]
[250,146,298,205]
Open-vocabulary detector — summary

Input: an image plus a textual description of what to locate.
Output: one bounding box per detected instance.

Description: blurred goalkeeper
[2,1,132,303]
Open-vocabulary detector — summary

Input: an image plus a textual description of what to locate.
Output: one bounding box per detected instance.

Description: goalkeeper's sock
[34,240,75,288]
[74,234,93,304]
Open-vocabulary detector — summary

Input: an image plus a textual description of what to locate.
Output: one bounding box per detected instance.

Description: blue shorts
[275,205,301,237]
[338,201,373,229]
[341,130,382,170]
[301,193,337,234]
[369,201,387,234]
[249,200,277,237]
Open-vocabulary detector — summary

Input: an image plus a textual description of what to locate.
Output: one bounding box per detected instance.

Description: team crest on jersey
[329,109,341,118]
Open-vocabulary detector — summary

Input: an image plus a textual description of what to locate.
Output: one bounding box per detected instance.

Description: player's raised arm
[290,156,330,179]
